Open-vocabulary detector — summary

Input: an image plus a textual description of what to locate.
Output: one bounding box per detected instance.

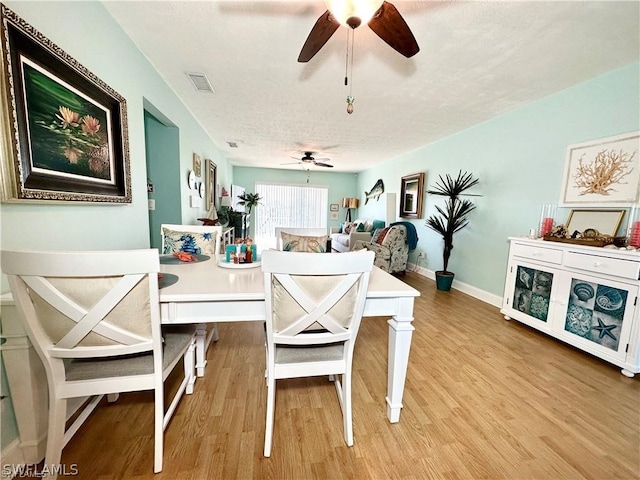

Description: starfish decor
[593,318,617,341]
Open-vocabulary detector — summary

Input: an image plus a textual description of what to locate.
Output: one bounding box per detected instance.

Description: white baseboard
[407,263,502,308]
[1,438,26,471]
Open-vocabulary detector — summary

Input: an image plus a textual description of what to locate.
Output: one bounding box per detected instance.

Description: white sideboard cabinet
[501,237,640,377]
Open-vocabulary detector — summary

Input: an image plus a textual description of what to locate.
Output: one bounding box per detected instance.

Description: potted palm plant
[237,192,262,239]
[425,170,479,291]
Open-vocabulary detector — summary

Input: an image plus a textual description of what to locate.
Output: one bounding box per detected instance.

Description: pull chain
[346,28,355,114]
[344,27,350,87]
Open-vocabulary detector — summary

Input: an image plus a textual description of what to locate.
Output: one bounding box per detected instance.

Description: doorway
[143,106,180,250]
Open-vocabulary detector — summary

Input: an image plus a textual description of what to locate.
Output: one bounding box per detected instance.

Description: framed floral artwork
[560,132,640,207]
[0,5,131,203]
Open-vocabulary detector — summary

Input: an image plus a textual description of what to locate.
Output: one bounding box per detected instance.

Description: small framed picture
[193,153,202,177]
[330,203,339,212]
[330,212,339,220]
[565,209,625,237]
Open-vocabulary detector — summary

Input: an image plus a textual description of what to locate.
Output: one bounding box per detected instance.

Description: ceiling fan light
[325,0,384,27]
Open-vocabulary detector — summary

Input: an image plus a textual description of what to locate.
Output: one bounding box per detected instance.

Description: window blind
[254,182,328,249]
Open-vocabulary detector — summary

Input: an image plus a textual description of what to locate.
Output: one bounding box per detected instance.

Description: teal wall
[144,111,181,249]
[232,166,359,237]
[0,1,232,286]
[0,1,231,451]
[357,62,640,299]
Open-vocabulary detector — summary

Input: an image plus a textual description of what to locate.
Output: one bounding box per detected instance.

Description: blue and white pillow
[162,229,216,255]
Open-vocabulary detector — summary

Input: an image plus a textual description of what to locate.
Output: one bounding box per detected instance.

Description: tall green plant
[237,192,262,238]
[425,170,479,274]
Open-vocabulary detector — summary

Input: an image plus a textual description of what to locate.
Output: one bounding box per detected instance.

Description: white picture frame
[560,132,640,207]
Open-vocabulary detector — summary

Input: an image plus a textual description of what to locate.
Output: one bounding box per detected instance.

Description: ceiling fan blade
[314,162,333,168]
[298,10,340,62]
[368,1,419,58]
[281,161,302,165]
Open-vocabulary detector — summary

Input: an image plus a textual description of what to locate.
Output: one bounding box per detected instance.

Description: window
[254,183,328,249]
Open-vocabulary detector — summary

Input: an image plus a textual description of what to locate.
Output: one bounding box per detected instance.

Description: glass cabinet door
[503,260,558,332]
[554,273,638,362]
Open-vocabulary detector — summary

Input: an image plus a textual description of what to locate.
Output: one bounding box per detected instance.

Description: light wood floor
[61,272,640,479]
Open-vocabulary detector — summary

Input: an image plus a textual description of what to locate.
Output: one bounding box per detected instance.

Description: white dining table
[159,255,420,423]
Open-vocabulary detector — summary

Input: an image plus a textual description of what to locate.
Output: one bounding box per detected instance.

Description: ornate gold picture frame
[0,5,131,203]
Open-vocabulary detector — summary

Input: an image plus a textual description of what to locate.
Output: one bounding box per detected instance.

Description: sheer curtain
[255,183,328,250]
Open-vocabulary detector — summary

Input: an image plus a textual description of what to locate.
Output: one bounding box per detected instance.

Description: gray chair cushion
[65,325,196,381]
[275,343,344,363]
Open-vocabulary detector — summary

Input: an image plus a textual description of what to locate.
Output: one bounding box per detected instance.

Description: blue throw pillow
[372,219,385,231]
[162,229,216,255]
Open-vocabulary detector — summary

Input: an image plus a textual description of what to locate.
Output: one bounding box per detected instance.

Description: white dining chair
[0,249,196,476]
[261,249,375,457]
[161,223,223,376]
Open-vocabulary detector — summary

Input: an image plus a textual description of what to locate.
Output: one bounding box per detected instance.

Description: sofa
[330,219,385,253]
[354,224,410,274]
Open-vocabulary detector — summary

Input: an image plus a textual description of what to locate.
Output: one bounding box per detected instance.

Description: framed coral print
[400,172,424,219]
[0,5,131,203]
[560,132,640,207]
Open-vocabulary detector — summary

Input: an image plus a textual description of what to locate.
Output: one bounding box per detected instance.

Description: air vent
[185,72,214,93]
[227,141,238,148]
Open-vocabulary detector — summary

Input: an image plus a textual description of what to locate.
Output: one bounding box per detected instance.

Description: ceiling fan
[282,152,334,168]
[298,0,420,63]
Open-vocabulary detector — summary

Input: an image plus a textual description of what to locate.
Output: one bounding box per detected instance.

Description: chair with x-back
[161,223,223,377]
[261,249,375,457]
[1,249,196,476]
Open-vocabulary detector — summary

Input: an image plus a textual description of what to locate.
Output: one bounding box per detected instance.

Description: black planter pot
[435,271,455,291]
[231,216,244,239]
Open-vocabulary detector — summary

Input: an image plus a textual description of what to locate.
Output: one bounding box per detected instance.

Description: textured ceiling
[103,1,640,173]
